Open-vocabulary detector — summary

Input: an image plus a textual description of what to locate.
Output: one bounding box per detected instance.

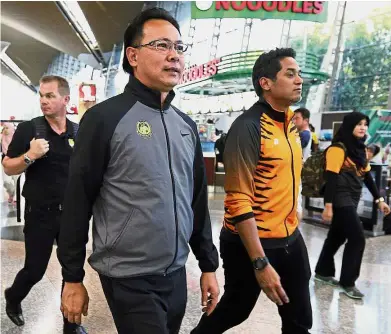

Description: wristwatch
[375,197,385,204]
[252,257,269,271]
[23,153,35,166]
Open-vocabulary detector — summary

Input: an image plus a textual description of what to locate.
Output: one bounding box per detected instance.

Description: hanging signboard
[192,1,328,23]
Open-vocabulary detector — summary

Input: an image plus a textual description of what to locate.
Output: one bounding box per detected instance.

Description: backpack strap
[32,117,79,139]
[31,116,47,139]
[71,122,79,138]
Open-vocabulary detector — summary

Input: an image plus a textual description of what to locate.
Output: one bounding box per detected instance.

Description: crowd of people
[2,7,390,334]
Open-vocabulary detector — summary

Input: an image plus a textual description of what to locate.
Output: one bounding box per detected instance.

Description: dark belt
[26,203,63,212]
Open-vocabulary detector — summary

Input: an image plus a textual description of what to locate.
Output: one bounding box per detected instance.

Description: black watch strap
[252,257,269,271]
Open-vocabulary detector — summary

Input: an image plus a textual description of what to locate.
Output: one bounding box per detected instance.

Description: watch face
[254,258,268,270]
[24,155,32,165]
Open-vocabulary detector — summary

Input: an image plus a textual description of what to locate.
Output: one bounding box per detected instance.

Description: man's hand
[28,138,49,160]
[379,202,391,216]
[200,272,220,316]
[61,282,89,325]
[322,203,333,222]
[255,265,289,306]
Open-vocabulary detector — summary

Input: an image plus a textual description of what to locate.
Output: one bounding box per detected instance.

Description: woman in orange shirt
[314,112,390,299]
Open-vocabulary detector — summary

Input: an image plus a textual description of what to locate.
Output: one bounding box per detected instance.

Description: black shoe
[63,323,88,334]
[314,274,340,287]
[342,286,364,299]
[4,288,25,326]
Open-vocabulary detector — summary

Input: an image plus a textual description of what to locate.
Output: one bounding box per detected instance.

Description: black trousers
[192,230,312,334]
[99,267,187,334]
[6,203,73,326]
[315,206,365,288]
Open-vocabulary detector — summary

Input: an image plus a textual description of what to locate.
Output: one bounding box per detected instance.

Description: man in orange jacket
[192,48,312,334]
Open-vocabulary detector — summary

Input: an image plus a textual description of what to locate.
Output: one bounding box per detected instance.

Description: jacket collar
[124,75,176,112]
[256,98,294,123]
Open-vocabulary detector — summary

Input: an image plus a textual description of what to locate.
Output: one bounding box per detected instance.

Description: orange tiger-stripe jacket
[223,100,302,247]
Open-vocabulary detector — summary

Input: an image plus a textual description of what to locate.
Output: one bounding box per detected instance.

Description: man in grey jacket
[57,8,219,334]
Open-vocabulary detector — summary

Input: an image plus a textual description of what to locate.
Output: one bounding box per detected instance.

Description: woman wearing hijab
[314,112,390,299]
[1,122,17,203]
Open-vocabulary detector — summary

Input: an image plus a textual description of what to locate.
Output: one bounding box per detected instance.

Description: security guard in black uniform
[2,75,86,334]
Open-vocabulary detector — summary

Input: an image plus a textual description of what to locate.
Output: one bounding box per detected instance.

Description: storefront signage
[180,58,220,84]
[192,1,328,23]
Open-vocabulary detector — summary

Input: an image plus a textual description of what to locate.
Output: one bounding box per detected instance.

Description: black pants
[315,206,365,288]
[192,230,312,334]
[99,267,187,334]
[6,203,73,326]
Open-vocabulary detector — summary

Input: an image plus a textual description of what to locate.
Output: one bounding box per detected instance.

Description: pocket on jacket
[108,208,137,252]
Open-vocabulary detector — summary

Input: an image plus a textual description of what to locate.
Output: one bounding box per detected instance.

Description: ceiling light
[0,51,32,85]
[57,1,99,50]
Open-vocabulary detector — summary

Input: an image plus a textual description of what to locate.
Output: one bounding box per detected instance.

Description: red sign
[215,1,324,15]
[67,104,78,115]
[79,83,96,102]
[180,58,220,84]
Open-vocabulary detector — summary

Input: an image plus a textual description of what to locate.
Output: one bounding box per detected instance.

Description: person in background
[367,143,381,164]
[382,143,390,164]
[1,122,17,204]
[214,132,227,172]
[57,8,219,334]
[309,123,319,153]
[2,76,84,333]
[293,108,312,222]
[192,48,312,334]
[315,112,390,299]
[293,107,312,161]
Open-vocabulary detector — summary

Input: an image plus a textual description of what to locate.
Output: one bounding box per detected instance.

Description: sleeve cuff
[199,260,219,273]
[62,269,85,283]
[231,212,254,224]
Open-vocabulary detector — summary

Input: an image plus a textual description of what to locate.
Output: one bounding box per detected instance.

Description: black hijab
[332,111,370,168]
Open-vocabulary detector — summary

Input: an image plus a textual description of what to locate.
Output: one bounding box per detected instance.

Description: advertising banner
[362,109,391,166]
[362,109,391,146]
[192,1,328,23]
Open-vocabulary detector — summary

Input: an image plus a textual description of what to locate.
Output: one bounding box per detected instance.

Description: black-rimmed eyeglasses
[133,39,189,54]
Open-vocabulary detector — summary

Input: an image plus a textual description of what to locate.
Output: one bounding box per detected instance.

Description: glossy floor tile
[1,195,391,333]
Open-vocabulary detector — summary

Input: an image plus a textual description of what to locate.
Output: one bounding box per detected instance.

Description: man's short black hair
[122,8,181,75]
[294,107,310,120]
[252,48,296,97]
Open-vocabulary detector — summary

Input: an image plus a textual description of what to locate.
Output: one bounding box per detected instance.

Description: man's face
[39,81,69,117]
[266,57,303,105]
[127,19,185,92]
[292,112,308,131]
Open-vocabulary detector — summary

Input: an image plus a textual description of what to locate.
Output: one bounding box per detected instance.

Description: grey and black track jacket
[57,76,219,282]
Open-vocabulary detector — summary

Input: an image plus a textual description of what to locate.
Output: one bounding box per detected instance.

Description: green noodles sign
[192,1,328,23]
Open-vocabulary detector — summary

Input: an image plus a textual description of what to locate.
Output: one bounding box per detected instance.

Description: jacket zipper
[160,110,179,275]
[283,120,296,252]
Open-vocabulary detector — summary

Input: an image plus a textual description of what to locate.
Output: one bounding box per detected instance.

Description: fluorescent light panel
[0,52,32,85]
[58,1,99,49]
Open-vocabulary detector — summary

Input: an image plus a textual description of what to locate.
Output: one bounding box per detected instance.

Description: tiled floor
[1,195,391,333]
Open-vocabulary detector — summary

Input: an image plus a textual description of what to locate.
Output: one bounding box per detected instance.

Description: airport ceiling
[1,1,145,85]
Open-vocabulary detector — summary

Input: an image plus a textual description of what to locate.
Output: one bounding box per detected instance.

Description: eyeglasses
[133,39,188,54]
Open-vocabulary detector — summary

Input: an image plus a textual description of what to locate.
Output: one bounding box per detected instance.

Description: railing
[212,50,326,82]
[216,50,322,75]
